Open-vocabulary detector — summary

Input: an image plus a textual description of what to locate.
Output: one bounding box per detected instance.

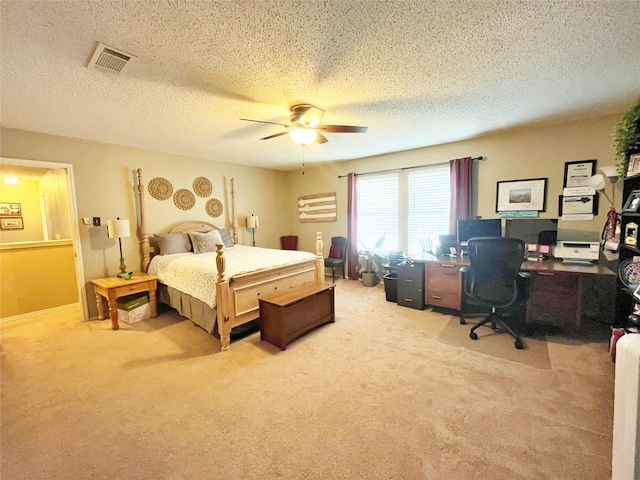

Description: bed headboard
[137,168,238,272]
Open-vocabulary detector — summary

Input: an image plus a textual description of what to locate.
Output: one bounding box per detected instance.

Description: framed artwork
[627,154,640,177]
[0,202,21,216]
[558,194,598,216]
[623,190,640,213]
[0,217,23,230]
[496,178,547,213]
[563,160,596,188]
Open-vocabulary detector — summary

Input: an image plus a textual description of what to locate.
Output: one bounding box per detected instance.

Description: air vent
[87,42,136,74]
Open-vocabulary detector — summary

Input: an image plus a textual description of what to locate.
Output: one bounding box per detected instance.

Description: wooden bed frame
[136,168,325,351]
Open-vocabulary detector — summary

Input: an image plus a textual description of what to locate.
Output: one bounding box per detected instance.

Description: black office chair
[460,237,529,349]
[324,236,348,282]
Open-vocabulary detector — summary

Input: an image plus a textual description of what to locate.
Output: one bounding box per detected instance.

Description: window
[408,166,451,256]
[356,174,398,254]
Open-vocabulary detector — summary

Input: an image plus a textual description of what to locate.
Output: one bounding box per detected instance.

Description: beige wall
[286,113,623,252]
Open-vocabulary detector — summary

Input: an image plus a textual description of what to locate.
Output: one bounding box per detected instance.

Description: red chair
[280,235,298,250]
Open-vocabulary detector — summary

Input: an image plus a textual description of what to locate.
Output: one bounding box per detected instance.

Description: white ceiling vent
[87,42,136,74]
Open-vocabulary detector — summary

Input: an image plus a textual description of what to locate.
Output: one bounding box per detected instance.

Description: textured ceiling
[1,0,640,171]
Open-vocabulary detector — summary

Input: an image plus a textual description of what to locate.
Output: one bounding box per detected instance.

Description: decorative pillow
[188,229,224,254]
[218,228,235,248]
[329,245,342,258]
[154,233,192,255]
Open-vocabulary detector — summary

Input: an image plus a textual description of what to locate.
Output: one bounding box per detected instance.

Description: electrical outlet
[92,217,101,226]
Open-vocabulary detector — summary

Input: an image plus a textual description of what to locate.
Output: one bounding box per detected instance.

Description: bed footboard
[215,233,325,352]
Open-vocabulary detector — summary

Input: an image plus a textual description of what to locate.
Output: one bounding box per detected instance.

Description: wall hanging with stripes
[298,192,337,223]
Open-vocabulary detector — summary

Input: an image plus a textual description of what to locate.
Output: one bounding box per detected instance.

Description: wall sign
[298,192,337,223]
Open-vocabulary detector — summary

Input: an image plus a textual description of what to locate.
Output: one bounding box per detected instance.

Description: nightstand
[90,274,158,330]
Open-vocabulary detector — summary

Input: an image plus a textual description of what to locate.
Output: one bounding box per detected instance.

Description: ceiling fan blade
[260,131,289,140]
[316,125,368,133]
[240,118,289,127]
[316,133,329,144]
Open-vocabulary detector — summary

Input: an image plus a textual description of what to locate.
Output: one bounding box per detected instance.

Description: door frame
[1,157,88,319]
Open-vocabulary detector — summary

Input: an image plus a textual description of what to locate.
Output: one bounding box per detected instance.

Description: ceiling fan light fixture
[289,128,317,146]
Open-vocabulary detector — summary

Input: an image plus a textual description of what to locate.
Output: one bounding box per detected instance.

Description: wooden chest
[259,282,335,350]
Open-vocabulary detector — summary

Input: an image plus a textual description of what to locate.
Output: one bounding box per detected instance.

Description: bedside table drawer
[116,281,153,297]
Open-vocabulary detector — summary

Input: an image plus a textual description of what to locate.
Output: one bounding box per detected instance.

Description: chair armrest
[460,266,470,273]
[518,271,532,279]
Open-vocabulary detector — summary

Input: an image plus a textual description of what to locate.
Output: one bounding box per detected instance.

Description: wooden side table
[90,274,158,330]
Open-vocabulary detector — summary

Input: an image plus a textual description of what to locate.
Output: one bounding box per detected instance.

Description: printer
[552,241,600,263]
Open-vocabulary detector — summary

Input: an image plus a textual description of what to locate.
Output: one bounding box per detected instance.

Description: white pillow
[188,229,224,254]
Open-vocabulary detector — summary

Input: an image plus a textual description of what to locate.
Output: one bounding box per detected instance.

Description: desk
[415,256,614,329]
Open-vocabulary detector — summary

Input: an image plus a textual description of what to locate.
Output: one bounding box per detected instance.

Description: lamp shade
[289,128,317,146]
[246,215,259,229]
[589,174,606,191]
[107,218,131,238]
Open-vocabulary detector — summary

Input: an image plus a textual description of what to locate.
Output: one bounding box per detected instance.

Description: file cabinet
[397,262,425,309]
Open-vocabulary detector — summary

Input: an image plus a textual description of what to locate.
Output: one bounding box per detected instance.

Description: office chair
[324,236,348,282]
[460,237,529,349]
[280,235,298,250]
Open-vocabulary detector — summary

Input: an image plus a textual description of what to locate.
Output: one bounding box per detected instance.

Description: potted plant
[615,96,640,176]
[357,232,387,287]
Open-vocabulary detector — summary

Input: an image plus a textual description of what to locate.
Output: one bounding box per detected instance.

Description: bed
[136,168,325,351]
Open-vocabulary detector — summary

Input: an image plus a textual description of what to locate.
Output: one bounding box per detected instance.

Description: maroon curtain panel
[449,157,473,237]
[347,173,358,279]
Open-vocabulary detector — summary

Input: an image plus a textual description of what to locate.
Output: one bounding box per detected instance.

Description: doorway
[0,157,87,319]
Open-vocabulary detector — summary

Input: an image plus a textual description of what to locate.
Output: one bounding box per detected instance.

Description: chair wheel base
[460,317,466,325]
[470,331,478,340]
[515,339,524,349]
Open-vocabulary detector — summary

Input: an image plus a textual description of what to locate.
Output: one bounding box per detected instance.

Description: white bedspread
[148,245,316,308]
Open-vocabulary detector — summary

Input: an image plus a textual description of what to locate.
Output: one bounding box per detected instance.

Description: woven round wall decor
[205,198,223,218]
[173,189,196,211]
[148,177,173,201]
[193,176,213,198]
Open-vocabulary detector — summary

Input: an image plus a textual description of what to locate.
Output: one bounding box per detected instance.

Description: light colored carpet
[1,279,615,479]
[438,316,552,370]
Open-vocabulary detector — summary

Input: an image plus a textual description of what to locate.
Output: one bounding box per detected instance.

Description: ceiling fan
[240,104,368,145]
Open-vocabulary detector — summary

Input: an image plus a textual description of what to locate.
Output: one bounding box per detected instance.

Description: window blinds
[356,174,398,253]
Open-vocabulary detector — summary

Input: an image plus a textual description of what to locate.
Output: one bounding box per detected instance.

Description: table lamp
[246,214,259,246]
[107,217,132,279]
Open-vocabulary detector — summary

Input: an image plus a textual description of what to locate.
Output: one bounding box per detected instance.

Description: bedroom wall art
[146,174,222,217]
[298,192,337,223]
[193,176,213,197]
[148,177,173,200]
[173,189,196,210]
[205,198,223,217]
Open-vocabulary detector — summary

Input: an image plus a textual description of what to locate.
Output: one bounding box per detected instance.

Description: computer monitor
[505,218,558,247]
[456,218,502,246]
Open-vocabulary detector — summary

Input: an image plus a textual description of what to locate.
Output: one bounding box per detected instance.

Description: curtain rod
[337,156,484,178]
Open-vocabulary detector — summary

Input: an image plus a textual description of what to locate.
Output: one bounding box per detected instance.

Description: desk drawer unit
[397,263,425,309]
[425,262,461,310]
[527,272,581,328]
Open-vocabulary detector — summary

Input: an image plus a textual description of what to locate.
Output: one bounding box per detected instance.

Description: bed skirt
[158,283,218,335]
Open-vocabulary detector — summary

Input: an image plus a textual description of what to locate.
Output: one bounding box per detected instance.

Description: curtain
[449,157,473,237]
[347,173,358,279]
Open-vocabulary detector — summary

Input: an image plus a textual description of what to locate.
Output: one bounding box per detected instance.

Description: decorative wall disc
[173,189,196,211]
[148,177,173,201]
[205,198,223,218]
[193,176,213,198]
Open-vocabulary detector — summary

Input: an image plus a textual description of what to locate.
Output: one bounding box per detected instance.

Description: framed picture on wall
[496,178,547,212]
[627,154,640,177]
[0,217,24,230]
[0,202,21,216]
[563,160,596,188]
